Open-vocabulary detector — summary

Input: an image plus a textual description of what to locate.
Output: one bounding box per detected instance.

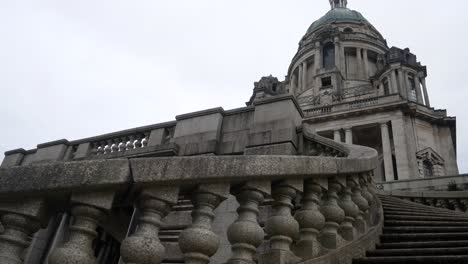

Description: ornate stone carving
[49,204,106,264]
[320,177,345,249]
[120,186,179,264]
[227,181,270,264]
[294,179,326,258]
[0,199,45,264]
[261,180,302,264]
[338,177,360,241]
[178,184,229,264]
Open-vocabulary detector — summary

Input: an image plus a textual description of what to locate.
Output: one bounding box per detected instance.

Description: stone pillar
[398,69,407,99]
[380,122,395,181]
[227,181,270,264]
[179,184,229,264]
[334,38,341,72]
[421,77,431,107]
[302,62,308,91]
[314,42,322,89]
[338,177,360,241]
[356,48,363,79]
[405,71,413,100]
[363,49,369,79]
[320,177,345,249]
[298,64,303,92]
[391,69,398,95]
[340,45,346,75]
[294,179,326,259]
[334,130,341,142]
[391,117,412,180]
[0,199,46,264]
[261,180,302,264]
[49,191,117,264]
[344,128,353,144]
[414,75,424,104]
[379,82,384,96]
[120,187,179,264]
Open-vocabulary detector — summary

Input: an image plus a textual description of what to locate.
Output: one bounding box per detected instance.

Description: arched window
[423,160,434,177]
[323,43,335,70]
[344,27,353,33]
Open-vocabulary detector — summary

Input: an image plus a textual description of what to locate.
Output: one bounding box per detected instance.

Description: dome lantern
[330,0,348,9]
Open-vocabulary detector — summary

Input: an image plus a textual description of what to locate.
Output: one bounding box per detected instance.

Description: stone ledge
[0,159,130,197]
[4,148,27,156]
[37,139,70,149]
[175,107,225,121]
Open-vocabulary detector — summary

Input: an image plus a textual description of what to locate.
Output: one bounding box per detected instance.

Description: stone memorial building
[0,1,466,264]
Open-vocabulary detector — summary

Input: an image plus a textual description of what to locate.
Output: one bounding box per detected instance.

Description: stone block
[1,149,26,168]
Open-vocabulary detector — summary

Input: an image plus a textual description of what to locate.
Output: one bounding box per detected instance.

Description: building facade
[0,1,463,264]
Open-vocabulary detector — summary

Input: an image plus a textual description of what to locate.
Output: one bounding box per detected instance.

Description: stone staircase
[353,195,468,264]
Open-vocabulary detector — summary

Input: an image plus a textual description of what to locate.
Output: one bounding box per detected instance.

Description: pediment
[416,147,444,165]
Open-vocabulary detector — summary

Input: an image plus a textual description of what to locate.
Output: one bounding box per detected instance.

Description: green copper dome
[307,7,370,34]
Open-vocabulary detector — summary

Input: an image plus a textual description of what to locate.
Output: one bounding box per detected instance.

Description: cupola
[330,0,348,9]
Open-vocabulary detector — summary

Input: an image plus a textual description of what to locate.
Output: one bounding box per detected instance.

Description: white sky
[1,0,467,173]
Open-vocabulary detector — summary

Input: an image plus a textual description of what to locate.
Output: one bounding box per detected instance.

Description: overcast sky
[1,0,467,173]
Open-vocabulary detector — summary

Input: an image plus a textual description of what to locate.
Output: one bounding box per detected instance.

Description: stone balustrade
[0,134,382,264]
[383,190,468,213]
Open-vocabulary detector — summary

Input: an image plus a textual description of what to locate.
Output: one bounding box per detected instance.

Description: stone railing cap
[175,107,225,121]
[37,139,70,149]
[4,148,27,156]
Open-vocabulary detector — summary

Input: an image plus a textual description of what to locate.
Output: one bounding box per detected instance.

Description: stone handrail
[0,136,381,264]
[383,190,468,213]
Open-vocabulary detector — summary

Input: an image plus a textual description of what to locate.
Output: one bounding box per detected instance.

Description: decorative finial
[329,0,348,9]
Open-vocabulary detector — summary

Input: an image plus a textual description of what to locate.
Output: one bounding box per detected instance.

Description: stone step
[384,211,468,218]
[367,247,468,257]
[385,220,468,227]
[380,233,468,243]
[383,208,467,216]
[376,240,468,249]
[381,203,461,212]
[353,255,468,264]
[384,215,468,222]
[383,226,468,233]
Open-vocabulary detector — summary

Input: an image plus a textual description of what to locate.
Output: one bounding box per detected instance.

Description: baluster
[121,186,179,264]
[450,199,464,212]
[338,176,359,241]
[97,142,105,155]
[141,133,150,147]
[261,180,302,264]
[350,175,369,234]
[111,139,119,152]
[320,177,345,249]
[0,200,46,264]
[414,198,424,205]
[179,184,229,264]
[134,134,143,149]
[126,136,135,151]
[359,176,374,206]
[442,199,451,210]
[91,142,99,155]
[294,179,326,259]
[227,181,271,264]
[435,199,444,208]
[427,198,437,207]
[104,140,112,154]
[119,137,127,152]
[462,199,468,213]
[49,204,106,264]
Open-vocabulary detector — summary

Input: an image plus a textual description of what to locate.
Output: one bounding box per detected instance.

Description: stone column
[227,181,270,264]
[50,191,117,264]
[391,117,412,180]
[0,199,46,264]
[414,75,424,104]
[398,69,407,99]
[391,69,398,94]
[405,71,413,100]
[261,180,302,264]
[345,127,353,144]
[298,64,303,92]
[334,130,341,142]
[314,42,322,89]
[421,77,431,107]
[334,38,341,72]
[120,187,179,264]
[380,122,395,181]
[356,48,363,79]
[294,179,326,259]
[179,184,229,264]
[379,82,384,96]
[302,62,308,91]
[363,49,369,79]
[320,177,345,249]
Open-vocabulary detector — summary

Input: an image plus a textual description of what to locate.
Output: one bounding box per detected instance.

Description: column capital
[379,121,389,127]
